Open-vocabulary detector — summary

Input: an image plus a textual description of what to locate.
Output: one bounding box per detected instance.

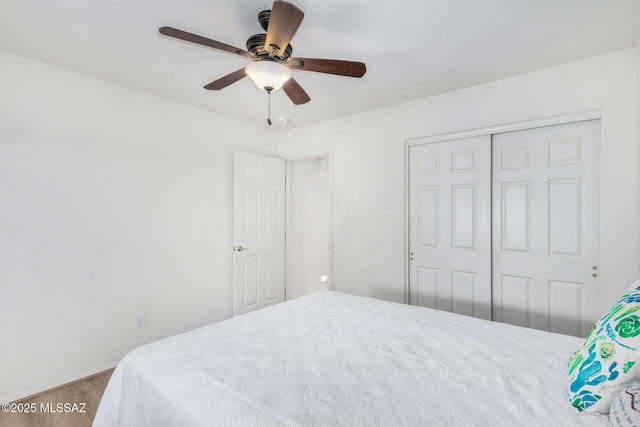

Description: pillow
[610,383,640,426]
[568,279,640,414]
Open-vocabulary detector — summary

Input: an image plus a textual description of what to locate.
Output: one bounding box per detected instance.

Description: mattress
[94,291,608,426]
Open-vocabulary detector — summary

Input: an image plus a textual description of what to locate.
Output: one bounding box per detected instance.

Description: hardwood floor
[0,369,113,427]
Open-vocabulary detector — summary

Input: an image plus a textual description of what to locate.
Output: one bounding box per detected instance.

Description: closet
[408,120,601,337]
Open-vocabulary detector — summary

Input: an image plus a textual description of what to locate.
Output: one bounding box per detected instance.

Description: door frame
[281,148,335,300]
[404,109,608,310]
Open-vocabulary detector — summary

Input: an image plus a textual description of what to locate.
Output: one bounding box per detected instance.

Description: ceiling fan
[159,0,366,123]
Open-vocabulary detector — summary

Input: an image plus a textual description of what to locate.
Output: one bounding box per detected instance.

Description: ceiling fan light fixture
[245,60,292,92]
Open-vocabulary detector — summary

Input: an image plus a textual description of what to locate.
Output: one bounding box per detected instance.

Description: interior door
[492,120,601,336]
[409,135,492,320]
[233,152,285,316]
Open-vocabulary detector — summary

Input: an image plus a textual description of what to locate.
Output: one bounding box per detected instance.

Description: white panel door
[233,152,285,316]
[492,120,601,336]
[409,135,492,320]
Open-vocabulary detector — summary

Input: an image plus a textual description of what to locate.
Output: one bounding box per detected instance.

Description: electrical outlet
[135,313,146,329]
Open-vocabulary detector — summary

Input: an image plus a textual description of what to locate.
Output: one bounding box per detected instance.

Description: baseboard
[2,363,117,404]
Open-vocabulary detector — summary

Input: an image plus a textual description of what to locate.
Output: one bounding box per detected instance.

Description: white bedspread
[94,291,608,426]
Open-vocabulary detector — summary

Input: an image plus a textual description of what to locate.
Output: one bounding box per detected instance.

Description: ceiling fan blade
[282,78,310,105]
[264,1,304,57]
[159,26,253,59]
[204,68,247,90]
[287,57,366,78]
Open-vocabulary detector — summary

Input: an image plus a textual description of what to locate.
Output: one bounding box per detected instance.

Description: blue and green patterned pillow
[568,279,640,414]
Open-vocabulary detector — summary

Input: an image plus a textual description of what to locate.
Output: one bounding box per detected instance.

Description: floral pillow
[568,279,640,414]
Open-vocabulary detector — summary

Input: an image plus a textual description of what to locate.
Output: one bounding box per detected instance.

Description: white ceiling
[1,0,640,130]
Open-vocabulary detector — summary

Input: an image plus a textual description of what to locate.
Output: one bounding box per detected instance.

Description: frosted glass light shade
[245,61,292,92]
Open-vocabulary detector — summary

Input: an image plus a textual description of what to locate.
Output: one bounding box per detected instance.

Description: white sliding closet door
[492,120,601,337]
[408,119,602,337]
[408,135,492,320]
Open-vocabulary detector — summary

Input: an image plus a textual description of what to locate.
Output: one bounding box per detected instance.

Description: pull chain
[266,89,273,126]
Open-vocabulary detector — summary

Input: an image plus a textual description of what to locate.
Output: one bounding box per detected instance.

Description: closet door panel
[492,120,601,337]
[409,136,492,320]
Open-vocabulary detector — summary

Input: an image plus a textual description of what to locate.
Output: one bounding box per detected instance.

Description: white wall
[278,48,639,309]
[0,51,277,402]
[286,157,331,299]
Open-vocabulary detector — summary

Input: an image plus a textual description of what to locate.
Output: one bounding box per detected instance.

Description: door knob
[234,245,249,252]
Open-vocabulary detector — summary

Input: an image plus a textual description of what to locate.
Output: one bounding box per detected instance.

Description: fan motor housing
[258,10,271,31]
[246,33,292,61]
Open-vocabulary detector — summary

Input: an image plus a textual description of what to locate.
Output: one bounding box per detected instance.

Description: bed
[93,291,609,426]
